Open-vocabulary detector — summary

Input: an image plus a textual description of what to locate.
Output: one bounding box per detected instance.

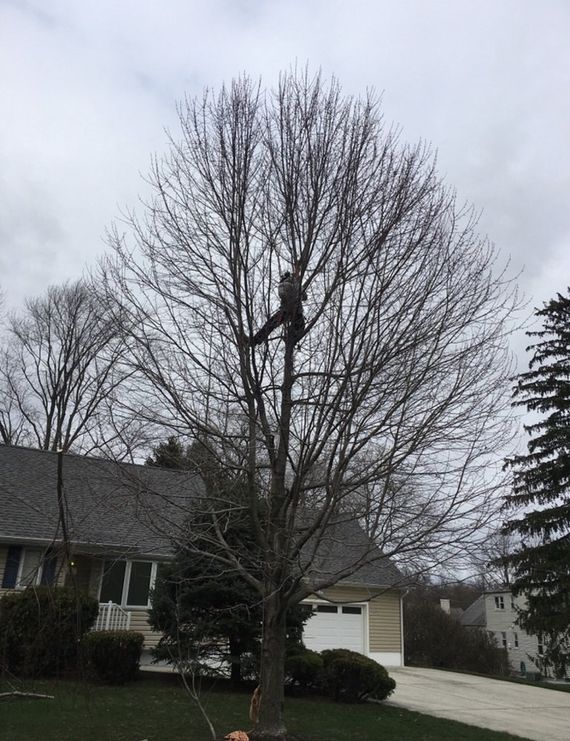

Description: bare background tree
[0,289,21,444]
[467,529,518,589]
[0,279,133,455]
[0,351,28,446]
[104,71,517,740]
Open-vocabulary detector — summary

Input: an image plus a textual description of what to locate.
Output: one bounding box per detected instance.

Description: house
[0,445,405,666]
[461,587,551,677]
[0,445,195,644]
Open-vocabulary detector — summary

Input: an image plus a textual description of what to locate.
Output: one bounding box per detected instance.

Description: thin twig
[0,691,55,701]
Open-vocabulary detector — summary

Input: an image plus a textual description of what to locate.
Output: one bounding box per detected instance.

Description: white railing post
[94,602,131,632]
[105,600,112,630]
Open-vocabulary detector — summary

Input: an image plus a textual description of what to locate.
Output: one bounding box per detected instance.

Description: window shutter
[2,545,22,588]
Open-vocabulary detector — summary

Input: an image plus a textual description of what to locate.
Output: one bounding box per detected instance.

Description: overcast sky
[1,0,569,363]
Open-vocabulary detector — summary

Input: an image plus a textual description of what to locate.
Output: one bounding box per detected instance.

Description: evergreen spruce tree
[145,435,193,469]
[503,290,570,678]
[146,438,311,682]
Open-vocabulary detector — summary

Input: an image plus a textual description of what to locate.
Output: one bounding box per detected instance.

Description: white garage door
[302,603,365,654]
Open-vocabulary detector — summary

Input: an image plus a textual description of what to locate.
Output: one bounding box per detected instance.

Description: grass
[407,663,570,693]
[0,672,532,741]
[502,675,570,692]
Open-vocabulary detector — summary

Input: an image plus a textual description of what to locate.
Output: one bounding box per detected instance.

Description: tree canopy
[104,70,517,739]
[0,280,128,454]
[503,289,570,677]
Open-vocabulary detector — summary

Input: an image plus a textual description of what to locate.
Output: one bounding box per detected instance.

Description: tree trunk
[251,593,288,741]
[228,635,242,684]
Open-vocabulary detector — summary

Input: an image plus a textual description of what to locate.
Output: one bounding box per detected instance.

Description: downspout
[400,588,410,667]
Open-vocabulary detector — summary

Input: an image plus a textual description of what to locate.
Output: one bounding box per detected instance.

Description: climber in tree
[250,264,306,346]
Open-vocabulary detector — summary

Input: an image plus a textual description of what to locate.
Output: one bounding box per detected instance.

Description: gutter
[0,534,172,560]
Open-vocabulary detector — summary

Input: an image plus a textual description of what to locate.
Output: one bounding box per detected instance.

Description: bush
[404,599,510,675]
[320,649,396,702]
[285,648,323,689]
[0,586,98,677]
[82,630,144,684]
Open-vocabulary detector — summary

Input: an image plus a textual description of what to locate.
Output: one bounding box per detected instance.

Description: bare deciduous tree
[0,280,128,453]
[0,290,24,445]
[468,529,519,589]
[105,71,517,740]
[0,353,28,446]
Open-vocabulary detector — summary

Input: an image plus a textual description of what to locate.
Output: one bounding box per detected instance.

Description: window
[19,549,43,587]
[500,631,507,648]
[316,605,338,613]
[537,636,544,656]
[100,560,127,603]
[126,562,153,606]
[342,606,362,615]
[99,559,157,608]
[494,595,505,610]
[1,546,58,589]
[513,632,519,648]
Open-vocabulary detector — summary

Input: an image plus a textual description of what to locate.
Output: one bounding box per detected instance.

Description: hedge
[82,630,144,684]
[0,586,98,677]
[285,648,323,688]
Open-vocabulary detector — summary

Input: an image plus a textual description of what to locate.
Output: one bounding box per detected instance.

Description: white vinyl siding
[484,591,546,676]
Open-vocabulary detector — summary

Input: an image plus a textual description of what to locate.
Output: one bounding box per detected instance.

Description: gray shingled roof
[0,445,402,587]
[0,445,201,557]
[460,595,486,628]
[302,517,403,588]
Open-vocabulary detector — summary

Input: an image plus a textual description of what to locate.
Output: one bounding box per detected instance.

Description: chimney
[440,598,451,614]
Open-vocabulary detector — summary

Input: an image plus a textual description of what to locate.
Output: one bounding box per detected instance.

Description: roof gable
[460,595,486,627]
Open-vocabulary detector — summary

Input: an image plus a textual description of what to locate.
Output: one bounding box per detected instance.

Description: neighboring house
[439,597,466,620]
[0,445,405,667]
[461,587,550,677]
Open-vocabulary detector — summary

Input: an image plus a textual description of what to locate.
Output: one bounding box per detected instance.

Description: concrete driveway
[387,667,570,741]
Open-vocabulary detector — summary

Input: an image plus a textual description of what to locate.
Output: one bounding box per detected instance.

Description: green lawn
[0,673,531,741]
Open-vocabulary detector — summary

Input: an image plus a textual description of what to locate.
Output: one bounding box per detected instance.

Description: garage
[302,602,366,654]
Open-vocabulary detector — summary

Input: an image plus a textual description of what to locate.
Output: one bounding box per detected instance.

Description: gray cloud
[0,0,568,346]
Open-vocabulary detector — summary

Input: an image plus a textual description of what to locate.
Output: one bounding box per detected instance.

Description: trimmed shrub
[320,648,396,702]
[0,586,98,677]
[82,630,144,684]
[285,648,323,689]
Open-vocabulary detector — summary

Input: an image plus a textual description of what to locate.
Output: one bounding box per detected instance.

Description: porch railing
[94,601,131,632]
